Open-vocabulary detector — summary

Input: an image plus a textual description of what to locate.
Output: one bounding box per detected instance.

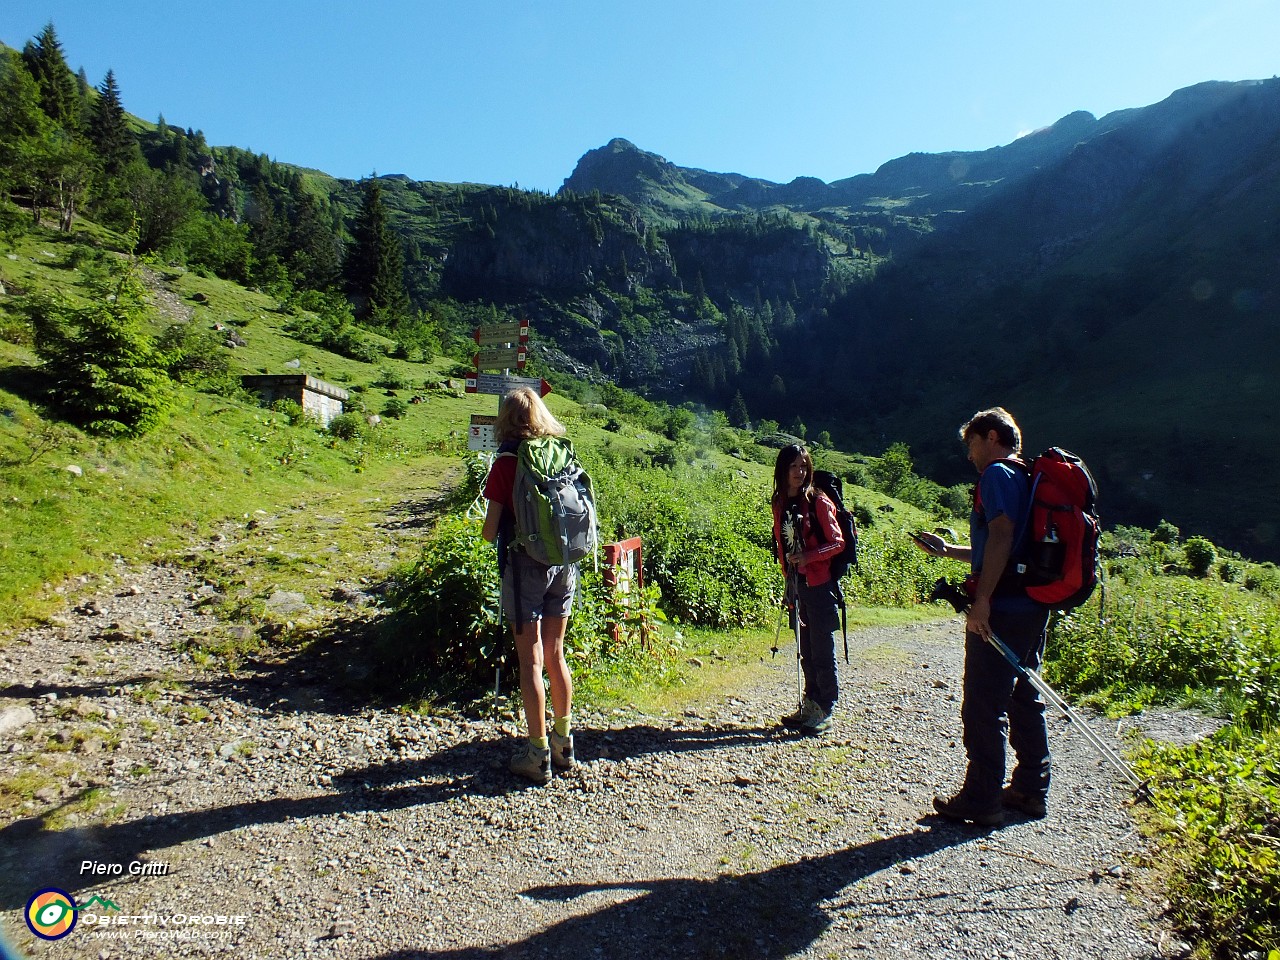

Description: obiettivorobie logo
[24,889,120,940]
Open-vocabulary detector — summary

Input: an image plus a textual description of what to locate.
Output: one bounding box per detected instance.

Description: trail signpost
[473,345,528,370]
[466,318,548,459]
[473,321,529,346]
[465,373,551,397]
[468,414,498,453]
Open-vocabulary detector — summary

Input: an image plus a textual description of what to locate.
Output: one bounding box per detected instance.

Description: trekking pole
[492,590,505,717]
[985,631,1149,799]
[790,570,803,710]
[770,601,784,657]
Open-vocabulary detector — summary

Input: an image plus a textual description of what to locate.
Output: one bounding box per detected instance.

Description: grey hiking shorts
[502,550,577,627]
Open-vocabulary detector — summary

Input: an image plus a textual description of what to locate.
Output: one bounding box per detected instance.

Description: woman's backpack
[810,470,859,581]
[508,436,598,567]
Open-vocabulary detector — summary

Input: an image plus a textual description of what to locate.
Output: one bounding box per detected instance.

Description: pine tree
[88,70,138,176]
[345,178,410,323]
[21,23,81,132]
[30,259,176,436]
[728,391,750,429]
[287,190,341,291]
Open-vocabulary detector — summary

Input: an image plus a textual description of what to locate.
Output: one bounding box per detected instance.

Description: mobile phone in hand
[909,530,937,553]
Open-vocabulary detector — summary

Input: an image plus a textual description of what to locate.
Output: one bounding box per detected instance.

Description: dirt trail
[0,507,1181,959]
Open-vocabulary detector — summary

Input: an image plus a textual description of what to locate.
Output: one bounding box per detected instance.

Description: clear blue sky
[4,0,1278,192]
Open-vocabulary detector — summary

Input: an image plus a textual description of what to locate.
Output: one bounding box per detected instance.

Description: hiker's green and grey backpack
[506,436,598,566]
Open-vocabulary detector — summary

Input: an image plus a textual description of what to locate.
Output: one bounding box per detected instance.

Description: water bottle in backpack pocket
[1018,448,1101,611]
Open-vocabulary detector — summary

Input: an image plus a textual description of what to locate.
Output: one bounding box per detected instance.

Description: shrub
[327,412,366,440]
[1244,564,1280,596]
[590,456,782,629]
[375,366,408,390]
[157,322,233,391]
[270,399,312,427]
[1184,537,1218,578]
[1137,730,1280,957]
[385,514,670,691]
[1153,519,1181,544]
[382,397,407,419]
[383,515,502,687]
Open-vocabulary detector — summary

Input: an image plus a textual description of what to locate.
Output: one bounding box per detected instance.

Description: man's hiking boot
[932,791,1004,827]
[510,742,552,784]
[801,705,834,736]
[1002,786,1048,819]
[549,731,575,770]
[781,698,821,730]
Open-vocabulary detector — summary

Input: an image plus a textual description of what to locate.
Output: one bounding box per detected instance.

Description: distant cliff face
[441,196,677,299]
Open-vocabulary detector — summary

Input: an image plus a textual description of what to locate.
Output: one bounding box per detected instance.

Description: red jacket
[772,491,844,588]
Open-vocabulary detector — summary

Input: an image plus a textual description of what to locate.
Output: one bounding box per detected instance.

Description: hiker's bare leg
[514,622,547,740]
[541,615,572,721]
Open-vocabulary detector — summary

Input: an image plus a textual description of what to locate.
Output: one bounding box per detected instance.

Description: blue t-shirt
[971,460,1039,612]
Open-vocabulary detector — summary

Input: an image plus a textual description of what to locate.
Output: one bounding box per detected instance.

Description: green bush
[157,321,234,391]
[385,514,670,691]
[270,399,313,427]
[1136,730,1280,957]
[383,515,502,686]
[1046,580,1280,722]
[1184,537,1218,578]
[592,456,782,629]
[846,528,949,608]
[375,366,408,390]
[326,412,366,440]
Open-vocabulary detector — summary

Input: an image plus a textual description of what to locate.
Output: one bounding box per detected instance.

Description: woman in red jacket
[772,443,844,735]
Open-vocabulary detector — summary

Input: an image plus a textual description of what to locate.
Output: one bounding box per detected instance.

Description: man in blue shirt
[913,407,1051,826]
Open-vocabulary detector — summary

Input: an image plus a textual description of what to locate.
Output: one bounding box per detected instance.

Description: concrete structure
[241,374,349,426]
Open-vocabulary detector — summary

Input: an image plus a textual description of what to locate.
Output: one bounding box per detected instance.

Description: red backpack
[1014,448,1101,611]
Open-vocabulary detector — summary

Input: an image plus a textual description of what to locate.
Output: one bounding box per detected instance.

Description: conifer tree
[728,391,750,429]
[30,259,176,436]
[21,23,81,132]
[88,70,138,176]
[286,190,341,291]
[345,178,410,324]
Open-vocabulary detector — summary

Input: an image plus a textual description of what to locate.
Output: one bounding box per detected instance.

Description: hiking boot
[1002,786,1048,819]
[932,791,1004,827]
[549,731,575,770]
[801,705,834,736]
[510,742,551,784]
[781,698,821,730]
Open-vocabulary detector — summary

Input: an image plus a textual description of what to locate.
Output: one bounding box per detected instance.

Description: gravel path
[1,555,1183,959]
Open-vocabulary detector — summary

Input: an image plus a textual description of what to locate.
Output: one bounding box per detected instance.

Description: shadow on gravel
[0,733,511,910]
[368,823,977,959]
[0,714,852,912]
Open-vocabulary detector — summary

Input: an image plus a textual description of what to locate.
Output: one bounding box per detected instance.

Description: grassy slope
[0,224,497,627]
[0,218,943,677]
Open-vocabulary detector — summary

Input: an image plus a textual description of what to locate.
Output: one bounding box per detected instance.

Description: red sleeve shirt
[773,491,844,587]
[482,453,517,511]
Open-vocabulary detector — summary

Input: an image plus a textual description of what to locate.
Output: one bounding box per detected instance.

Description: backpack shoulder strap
[806,491,829,545]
